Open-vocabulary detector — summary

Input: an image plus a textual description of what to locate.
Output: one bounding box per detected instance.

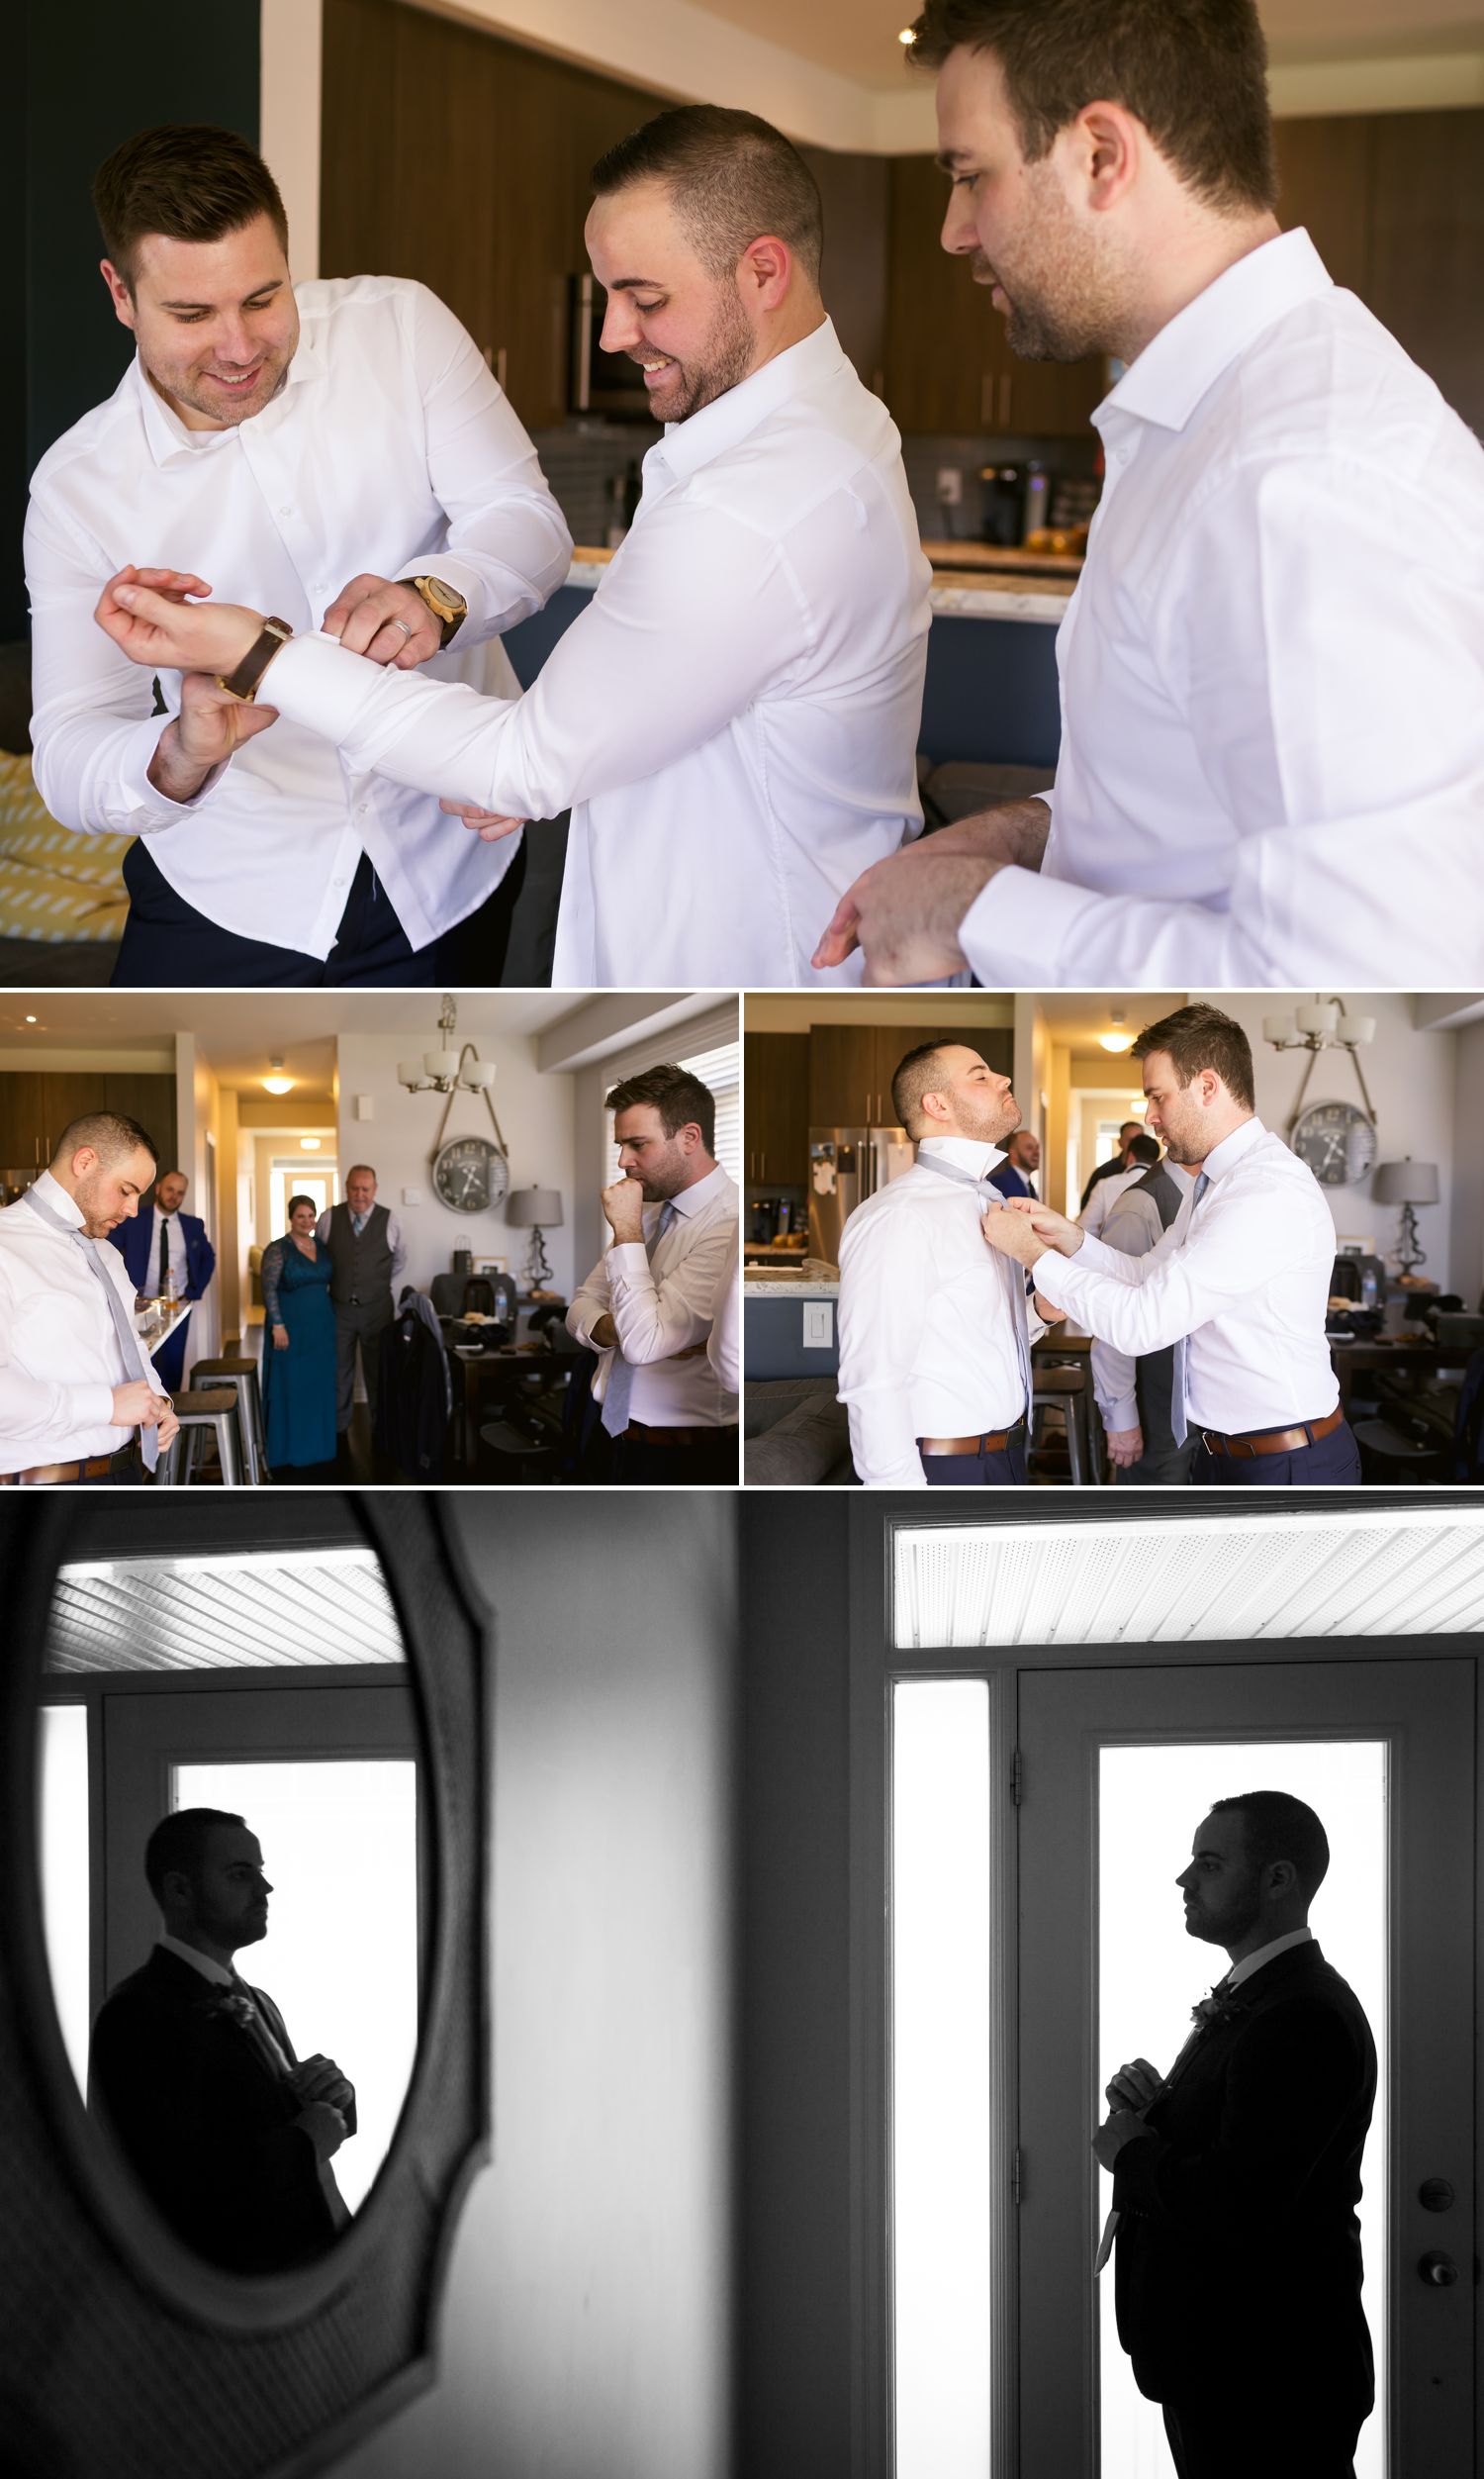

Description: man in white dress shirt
[837,1040,1052,1486]
[91,107,932,989]
[27,123,571,987]
[1080,1132,1160,1241]
[983,1006,1361,1483]
[568,1066,739,1483]
[814,0,1484,990]
[0,1112,180,1483]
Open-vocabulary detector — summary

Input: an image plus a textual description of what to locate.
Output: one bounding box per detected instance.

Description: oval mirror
[37,1521,422,2276]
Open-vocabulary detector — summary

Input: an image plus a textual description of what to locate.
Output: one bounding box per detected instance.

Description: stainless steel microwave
[569,273,654,420]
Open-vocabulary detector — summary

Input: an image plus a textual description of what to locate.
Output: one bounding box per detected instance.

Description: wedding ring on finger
[391,617,416,641]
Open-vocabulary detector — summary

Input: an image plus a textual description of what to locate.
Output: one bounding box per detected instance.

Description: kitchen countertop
[566,547,1073,628]
[744,1257,841,1299]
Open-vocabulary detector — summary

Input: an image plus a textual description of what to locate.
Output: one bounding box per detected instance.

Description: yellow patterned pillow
[0,750,130,941]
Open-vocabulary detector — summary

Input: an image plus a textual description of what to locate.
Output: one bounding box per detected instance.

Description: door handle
[1418,2250,1459,2286]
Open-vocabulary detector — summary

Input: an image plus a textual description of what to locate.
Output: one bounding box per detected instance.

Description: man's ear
[100,259,138,331]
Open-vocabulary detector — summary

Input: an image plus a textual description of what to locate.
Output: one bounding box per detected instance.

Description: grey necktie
[24,1186,161,1471]
[916,1153,1034,1420]
[601,1199,678,1439]
[1169,1171,1212,1448]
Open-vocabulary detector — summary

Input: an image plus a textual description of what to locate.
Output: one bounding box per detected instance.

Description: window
[599,1007,741,1187]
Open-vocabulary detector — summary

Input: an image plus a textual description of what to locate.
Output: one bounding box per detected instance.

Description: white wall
[329,1494,738,2479]
[1195,991,1464,1287]
[333,1031,578,1299]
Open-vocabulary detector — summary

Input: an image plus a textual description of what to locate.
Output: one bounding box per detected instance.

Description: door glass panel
[1098,1742,1387,2479]
[176,1758,418,2215]
[892,1680,991,2478]
[38,1704,91,2095]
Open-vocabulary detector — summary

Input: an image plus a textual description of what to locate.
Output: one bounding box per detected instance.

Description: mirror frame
[0,1493,491,2479]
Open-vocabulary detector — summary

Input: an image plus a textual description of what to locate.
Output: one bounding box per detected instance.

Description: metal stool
[1032,1363,1093,1484]
[156,1387,244,1487]
[189,1355,268,1485]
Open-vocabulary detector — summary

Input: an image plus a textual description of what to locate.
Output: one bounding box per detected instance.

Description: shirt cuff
[1097,1387,1140,1431]
[76,1383,119,1427]
[960,862,1106,986]
[606,1241,650,1275]
[262,630,387,744]
[116,720,231,829]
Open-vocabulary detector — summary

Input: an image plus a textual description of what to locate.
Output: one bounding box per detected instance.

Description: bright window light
[39,1705,91,2095]
[892,1680,991,2478]
[1098,1742,1387,2479]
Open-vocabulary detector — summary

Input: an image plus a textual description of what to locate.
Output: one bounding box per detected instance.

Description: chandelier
[398,995,509,1158]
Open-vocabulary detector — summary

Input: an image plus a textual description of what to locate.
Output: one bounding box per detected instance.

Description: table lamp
[505,1187,564,1287]
[1372,1159,1439,1275]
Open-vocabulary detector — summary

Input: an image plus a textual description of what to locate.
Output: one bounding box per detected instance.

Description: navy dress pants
[113,839,526,988]
[917,1432,1028,1485]
[1190,1416,1361,1486]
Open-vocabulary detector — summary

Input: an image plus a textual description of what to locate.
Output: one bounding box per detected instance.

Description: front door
[1017,1657,1475,2479]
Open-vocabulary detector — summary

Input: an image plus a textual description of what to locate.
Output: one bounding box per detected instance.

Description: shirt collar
[33,1169,84,1229]
[658,1162,730,1222]
[1094,228,1333,438]
[1225,1926,1314,1991]
[918,1135,1006,1181]
[131,310,322,470]
[1201,1113,1266,1184]
[647,316,842,492]
[158,1932,235,1987]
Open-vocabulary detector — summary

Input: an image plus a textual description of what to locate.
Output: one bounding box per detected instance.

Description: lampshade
[424,1048,460,1079]
[505,1187,563,1227]
[463,1058,497,1089]
[1372,1159,1440,1205]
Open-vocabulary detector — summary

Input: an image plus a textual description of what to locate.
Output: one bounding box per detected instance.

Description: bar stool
[1032,1363,1093,1484]
[155,1387,244,1486]
[189,1354,268,1485]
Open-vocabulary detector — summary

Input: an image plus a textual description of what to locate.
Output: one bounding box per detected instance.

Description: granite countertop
[744,1257,841,1299]
[566,547,1072,626]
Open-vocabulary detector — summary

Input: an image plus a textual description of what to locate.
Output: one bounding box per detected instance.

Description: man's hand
[271,1322,291,1352]
[440,798,528,843]
[289,2053,355,2116]
[1006,1195,1085,1258]
[96,566,264,676]
[1092,2109,1152,2171]
[811,799,1051,982]
[147,671,280,803]
[1032,1290,1067,1325]
[602,1178,646,1245]
[324,573,443,668]
[154,1401,180,1452]
[1105,2058,1162,2115]
[980,1205,1048,1271]
[111,1378,173,1431]
[590,1312,619,1350]
[294,2100,348,2160]
[1105,1424,1145,1469]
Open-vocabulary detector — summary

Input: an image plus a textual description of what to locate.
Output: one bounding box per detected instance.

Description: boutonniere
[201,1987,258,2033]
[1190,1984,1249,2032]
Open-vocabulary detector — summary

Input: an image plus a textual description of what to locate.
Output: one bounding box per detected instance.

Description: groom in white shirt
[814,0,1484,990]
[836,1040,1054,1486]
[28,122,571,988]
[982,1004,1361,1484]
[92,106,932,990]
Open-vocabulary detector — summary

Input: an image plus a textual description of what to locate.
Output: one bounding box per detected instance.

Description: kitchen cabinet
[806,1022,994,1127]
[0,1072,176,1175]
[744,1032,809,1187]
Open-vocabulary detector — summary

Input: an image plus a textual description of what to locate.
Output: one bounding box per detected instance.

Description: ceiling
[1038,992,1184,1063]
[893,1504,1484,1648]
[686,0,1484,90]
[45,1547,407,1669]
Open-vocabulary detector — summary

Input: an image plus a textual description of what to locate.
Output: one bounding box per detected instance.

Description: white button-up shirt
[1090,1161,1198,1432]
[1079,1160,1149,1240]
[836,1135,1043,1488]
[258,318,933,985]
[26,275,573,957]
[1032,1117,1341,1435]
[962,230,1484,987]
[0,1171,141,1469]
[568,1164,740,1428]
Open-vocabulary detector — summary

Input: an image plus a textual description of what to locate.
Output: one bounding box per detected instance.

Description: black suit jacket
[1112,1941,1376,2415]
[89,1946,350,2274]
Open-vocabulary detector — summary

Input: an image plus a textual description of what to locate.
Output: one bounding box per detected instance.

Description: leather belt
[1197,1406,1345,1459]
[919,1423,1026,1458]
[621,1419,732,1448]
[0,1447,137,1486]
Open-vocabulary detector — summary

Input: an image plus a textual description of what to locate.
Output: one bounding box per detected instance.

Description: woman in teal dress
[260,1195,336,1477]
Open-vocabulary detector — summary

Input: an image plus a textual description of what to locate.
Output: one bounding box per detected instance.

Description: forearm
[0,1360,117,1443]
[1090,1338,1140,1433]
[567,1268,613,1348]
[606,1238,731,1365]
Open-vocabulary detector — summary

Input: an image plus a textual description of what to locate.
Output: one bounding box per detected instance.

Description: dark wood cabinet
[0,1071,175,1176]
[806,1021,997,1127]
[744,1032,809,1187]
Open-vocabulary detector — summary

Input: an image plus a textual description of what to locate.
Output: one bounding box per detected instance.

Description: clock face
[1291,1101,1376,1188]
[432,1135,510,1215]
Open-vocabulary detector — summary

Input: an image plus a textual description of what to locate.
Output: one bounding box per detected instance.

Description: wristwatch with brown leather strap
[216,617,294,702]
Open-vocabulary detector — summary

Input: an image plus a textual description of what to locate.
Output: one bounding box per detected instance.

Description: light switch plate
[802,1299,833,1349]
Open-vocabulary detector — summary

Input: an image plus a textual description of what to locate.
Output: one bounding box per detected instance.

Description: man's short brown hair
[54,1110,158,1169]
[606,1063,716,1156]
[906,0,1276,217]
[93,124,288,291]
[592,105,823,285]
[1132,1002,1254,1110]
[890,1038,971,1136]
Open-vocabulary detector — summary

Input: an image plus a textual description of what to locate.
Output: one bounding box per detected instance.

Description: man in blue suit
[109,1167,216,1393]
[989,1127,1039,1200]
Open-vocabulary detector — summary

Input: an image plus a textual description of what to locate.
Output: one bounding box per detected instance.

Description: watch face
[1291,1101,1376,1188]
[432,1136,509,1214]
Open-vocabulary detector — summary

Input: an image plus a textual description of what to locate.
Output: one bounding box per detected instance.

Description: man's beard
[974,174,1119,364]
[664,289,758,421]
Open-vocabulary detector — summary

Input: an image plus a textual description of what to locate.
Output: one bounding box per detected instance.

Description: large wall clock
[432,1133,510,1213]
[1290,1100,1377,1187]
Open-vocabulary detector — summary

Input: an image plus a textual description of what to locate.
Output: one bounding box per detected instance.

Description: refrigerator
[808,1125,916,1264]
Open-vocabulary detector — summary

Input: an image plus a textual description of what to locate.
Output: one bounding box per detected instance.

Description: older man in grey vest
[316,1166,407,1444]
[1091,1153,1198,1484]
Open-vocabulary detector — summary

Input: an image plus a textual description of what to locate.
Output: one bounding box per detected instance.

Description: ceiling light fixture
[299,1136,323,1151]
[398,993,510,1167]
[261,1057,295,1096]
[898,27,915,44]
[1096,1010,1135,1055]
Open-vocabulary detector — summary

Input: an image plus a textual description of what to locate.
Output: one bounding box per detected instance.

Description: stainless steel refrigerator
[807,1125,915,1264]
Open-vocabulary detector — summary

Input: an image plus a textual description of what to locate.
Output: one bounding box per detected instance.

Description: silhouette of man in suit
[1095,1791,1376,2479]
[89,1808,355,2273]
